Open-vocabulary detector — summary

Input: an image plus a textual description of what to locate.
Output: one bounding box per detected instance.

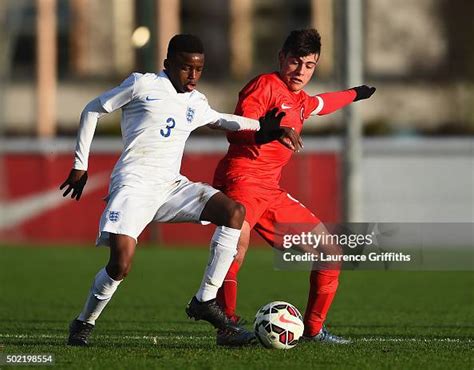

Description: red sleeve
[311,89,357,116]
[227,75,273,145]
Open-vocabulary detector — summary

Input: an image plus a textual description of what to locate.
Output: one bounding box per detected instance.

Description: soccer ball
[254,301,304,349]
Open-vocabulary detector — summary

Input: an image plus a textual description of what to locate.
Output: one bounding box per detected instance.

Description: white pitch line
[358,337,472,343]
[0,333,471,343]
[0,334,213,340]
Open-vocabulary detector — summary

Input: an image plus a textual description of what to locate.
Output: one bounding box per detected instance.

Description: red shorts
[218,182,320,248]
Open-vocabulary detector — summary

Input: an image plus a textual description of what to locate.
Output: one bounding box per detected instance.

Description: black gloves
[60,169,88,201]
[255,108,286,144]
[352,85,376,102]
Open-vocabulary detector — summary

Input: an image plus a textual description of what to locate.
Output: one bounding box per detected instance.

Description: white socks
[77,267,122,325]
[77,226,240,323]
[196,226,241,302]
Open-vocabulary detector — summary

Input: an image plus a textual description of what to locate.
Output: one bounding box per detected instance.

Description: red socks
[216,260,240,320]
[303,269,340,337]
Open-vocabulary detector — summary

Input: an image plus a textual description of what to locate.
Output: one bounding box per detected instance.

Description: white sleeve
[211,113,260,131]
[310,95,325,116]
[99,73,137,113]
[73,74,137,170]
[197,96,260,131]
[197,100,221,127]
[73,98,108,170]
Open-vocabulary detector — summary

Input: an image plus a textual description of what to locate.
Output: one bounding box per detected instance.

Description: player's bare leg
[68,234,135,346]
[233,221,252,266]
[199,191,245,228]
[105,234,137,280]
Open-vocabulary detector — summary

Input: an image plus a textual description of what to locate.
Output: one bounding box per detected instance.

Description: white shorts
[96,176,219,246]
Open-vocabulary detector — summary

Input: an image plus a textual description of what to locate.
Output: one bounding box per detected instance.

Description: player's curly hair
[281,29,321,57]
[167,34,204,58]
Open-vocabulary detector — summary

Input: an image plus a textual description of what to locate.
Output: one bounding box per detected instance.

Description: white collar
[159,70,194,98]
[158,71,178,95]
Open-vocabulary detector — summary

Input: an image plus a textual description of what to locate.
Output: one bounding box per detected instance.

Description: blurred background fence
[0,0,472,245]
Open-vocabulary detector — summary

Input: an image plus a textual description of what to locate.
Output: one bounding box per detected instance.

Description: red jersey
[214,72,356,188]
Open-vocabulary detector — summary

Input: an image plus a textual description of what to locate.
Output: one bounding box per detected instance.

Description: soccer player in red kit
[213,29,376,346]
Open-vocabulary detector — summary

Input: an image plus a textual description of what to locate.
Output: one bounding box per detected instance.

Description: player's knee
[121,262,132,278]
[226,202,245,228]
[106,260,132,280]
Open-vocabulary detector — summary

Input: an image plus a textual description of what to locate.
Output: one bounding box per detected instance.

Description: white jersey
[74,71,262,190]
[74,71,253,190]
[105,72,221,188]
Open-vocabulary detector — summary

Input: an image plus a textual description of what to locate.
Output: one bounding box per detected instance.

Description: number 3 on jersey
[160,117,176,138]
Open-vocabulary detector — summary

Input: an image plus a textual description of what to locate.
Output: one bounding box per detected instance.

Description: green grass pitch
[0,245,472,369]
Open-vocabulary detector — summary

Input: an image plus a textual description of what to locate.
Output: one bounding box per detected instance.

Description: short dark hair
[281,29,321,57]
[167,34,204,58]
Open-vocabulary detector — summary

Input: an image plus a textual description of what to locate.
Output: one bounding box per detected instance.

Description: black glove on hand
[255,108,286,144]
[60,169,88,201]
[353,85,376,102]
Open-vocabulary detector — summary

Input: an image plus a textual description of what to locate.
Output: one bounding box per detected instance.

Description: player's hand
[255,108,286,144]
[352,85,376,102]
[60,169,88,201]
[278,127,303,152]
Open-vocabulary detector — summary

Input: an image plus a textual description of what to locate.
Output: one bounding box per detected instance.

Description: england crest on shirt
[186,107,195,123]
[108,211,121,223]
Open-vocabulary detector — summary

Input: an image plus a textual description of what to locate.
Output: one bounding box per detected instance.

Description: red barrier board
[0,152,340,245]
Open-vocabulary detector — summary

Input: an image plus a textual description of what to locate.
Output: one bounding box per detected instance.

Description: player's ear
[315,53,321,65]
[163,58,169,70]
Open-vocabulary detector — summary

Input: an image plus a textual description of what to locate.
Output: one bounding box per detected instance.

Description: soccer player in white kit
[60,34,294,347]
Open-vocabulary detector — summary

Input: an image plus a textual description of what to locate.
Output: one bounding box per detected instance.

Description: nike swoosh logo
[281,104,292,109]
[0,172,109,230]
[146,96,161,101]
[279,314,300,326]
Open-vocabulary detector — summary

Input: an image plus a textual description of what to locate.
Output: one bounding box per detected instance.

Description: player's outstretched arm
[60,169,88,201]
[207,114,261,131]
[208,109,291,146]
[311,85,376,116]
[210,108,301,151]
